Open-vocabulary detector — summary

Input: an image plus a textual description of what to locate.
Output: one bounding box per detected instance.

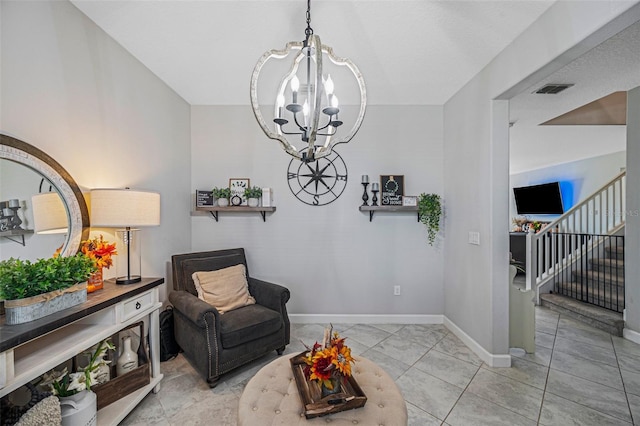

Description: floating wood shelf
[359,206,419,222]
[0,229,34,246]
[196,206,276,222]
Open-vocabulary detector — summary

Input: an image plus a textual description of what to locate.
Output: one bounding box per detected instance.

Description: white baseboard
[624,327,640,345]
[443,316,511,368]
[289,314,444,324]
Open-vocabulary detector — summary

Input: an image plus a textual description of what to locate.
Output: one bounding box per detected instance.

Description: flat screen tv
[513,182,564,215]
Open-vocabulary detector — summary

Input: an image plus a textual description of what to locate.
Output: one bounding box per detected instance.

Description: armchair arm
[248,278,290,313]
[169,290,221,326]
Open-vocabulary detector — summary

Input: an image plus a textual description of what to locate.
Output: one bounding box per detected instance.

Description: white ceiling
[70,0,555,106]
[69,0,640,174]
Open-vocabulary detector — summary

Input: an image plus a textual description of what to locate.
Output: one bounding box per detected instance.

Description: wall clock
[287,149,348,206]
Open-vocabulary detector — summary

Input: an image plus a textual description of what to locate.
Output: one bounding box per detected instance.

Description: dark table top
[0,277,164,352]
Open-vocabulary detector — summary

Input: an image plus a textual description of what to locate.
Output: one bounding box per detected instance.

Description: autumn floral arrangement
[80,235,117,269]
[303,325,355,394]
[80,235,117,292]
[41,339,115,397]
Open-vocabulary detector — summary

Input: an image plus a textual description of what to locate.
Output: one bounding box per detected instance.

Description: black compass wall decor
[287,149,348,206]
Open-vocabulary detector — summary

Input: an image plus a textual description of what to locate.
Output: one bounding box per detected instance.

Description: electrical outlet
[394,285,401,296]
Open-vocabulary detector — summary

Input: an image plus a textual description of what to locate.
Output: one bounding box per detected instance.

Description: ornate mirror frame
[0,134,89,256]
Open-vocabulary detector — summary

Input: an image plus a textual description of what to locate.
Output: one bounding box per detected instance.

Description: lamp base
[115,276,142,285]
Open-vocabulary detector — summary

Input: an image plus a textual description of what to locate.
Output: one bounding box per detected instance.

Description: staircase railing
[526,171,626,293]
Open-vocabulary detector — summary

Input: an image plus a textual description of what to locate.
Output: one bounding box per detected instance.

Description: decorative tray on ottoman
[290,352,367,419]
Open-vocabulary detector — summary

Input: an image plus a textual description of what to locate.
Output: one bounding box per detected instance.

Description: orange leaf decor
[80,235,117,269]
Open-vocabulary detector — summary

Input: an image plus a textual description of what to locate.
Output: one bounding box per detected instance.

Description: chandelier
[250,0,366,162]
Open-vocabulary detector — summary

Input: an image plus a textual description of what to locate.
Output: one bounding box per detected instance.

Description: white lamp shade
[31,192,68,234]
[90,189,160,227]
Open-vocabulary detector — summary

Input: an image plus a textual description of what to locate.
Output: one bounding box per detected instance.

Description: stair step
[605,245,624,260]
[589,257,624,272]
[572,270,624,287]
[554,281,625,311]
[540,293,624,336]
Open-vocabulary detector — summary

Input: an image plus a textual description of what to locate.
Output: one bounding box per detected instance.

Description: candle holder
[361,183,369,206]
[371,189,379,206]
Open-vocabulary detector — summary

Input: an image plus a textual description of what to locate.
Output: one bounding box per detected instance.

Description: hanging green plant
[418,193,442,246]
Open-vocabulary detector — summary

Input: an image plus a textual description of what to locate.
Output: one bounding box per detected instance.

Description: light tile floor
[122,306,640,425]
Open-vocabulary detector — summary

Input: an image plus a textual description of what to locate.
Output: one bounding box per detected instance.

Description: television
[513,182,564,215]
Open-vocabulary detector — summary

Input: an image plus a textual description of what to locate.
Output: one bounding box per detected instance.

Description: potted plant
[418,193,442,246]
[0,253,96,325]
[212,187,231,207]
[244,186,263,207]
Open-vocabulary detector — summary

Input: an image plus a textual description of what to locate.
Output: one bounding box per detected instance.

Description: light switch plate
[468,231,480,245]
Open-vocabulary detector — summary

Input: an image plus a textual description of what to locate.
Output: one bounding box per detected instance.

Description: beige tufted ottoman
[238,353,407,426]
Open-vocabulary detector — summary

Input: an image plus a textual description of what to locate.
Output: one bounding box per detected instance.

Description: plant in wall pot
[244,186,263,207]
[418,193,442,246]
[212,187,231,207]
[0,254,96,325]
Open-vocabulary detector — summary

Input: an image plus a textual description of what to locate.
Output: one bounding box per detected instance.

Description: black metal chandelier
[250,0,366,162]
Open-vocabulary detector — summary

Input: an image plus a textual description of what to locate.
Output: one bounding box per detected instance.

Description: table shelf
[359,205,419,222]
[195,206,276,222]
[0,229,33,246]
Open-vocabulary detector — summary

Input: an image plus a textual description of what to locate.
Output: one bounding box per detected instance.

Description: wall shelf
[0,229,33,246]
[196,206,276,222]
[359,205,419,222]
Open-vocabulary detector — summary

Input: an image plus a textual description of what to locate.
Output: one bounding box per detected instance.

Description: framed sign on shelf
[402,196,417,207]
[380,175,404,206]
[196,190,214,207]
[229,178,250,206]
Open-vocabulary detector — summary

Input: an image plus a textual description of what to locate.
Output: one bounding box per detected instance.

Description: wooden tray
[290,352,367,419]
[92,321,150,410]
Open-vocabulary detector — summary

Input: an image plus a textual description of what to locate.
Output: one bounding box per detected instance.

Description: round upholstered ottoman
[238,353,407,426]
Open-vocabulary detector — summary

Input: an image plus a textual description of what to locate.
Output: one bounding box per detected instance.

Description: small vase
[59,390,97,426]
[87,268,103,293]
[217,198,229,207]
[248,198,259,207]
[116,336,138,376]
[94,353,110,385]
[320,376,341,398]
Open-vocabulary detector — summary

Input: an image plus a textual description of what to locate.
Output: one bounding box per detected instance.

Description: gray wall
[626,87,640,334]
[0,0,192,299]
[191,105,445,319]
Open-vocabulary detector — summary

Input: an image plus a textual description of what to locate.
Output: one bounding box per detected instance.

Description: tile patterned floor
[121,306,640,425]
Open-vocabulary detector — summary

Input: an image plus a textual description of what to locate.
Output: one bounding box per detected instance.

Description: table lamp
[31,192,68,234]
[90,188,160,284]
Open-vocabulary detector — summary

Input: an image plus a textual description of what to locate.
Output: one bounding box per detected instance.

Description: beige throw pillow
[192,265,255,314]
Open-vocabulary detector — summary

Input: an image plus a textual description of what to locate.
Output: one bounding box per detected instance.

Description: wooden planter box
[4,282,87,325]
[92,322,150,410]
[290,352,367,419]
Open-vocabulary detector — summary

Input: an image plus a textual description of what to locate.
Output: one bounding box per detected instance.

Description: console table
[0,278,164,425]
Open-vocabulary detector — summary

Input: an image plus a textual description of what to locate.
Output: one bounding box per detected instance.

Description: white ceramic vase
[248,198,259,207]
[217,198,229,207]
[59,390,97,426]
[116,336,138,376]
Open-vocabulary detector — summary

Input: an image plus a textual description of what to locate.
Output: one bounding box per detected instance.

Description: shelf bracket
[417,212,420,222]
[208,211,219,222]
[2,234,26,246]
[369,211,374,222]
[260,211,266,222]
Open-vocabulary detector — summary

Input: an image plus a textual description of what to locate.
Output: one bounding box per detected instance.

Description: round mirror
[0,135,89,258]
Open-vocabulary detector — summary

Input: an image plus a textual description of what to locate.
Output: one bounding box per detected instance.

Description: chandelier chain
[305,0,313,38]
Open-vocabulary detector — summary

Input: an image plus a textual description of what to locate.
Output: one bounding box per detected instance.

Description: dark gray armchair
[168,248,290,387]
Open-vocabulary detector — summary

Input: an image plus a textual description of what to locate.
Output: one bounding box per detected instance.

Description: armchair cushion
[192,264,255,314]
[220,304,283,349]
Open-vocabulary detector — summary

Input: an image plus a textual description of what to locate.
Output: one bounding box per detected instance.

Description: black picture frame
[196,190,214,207]
[380,175,404,206]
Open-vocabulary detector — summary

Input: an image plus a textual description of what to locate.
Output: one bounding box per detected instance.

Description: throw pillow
[192,264,255,314]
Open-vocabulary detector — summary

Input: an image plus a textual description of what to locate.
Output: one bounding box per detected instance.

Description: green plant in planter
[418,193,442,246]
[211,187,231,199]
[0,254,96,301]
[244,186,263,199]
